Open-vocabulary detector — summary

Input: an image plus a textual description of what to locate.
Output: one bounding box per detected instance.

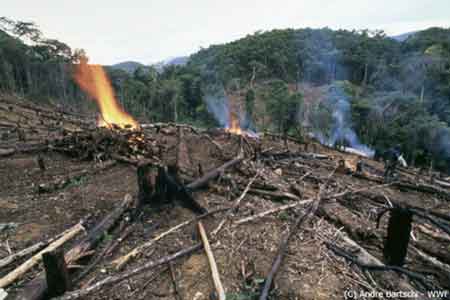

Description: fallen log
[353,172,450,200]
[326,221,432,294]
[327,243,435,292]
[235,184,392,225]
[248,189,300,202]
[186,156,243,191]
[15,194,133,300]
[54,244,203,300]
[365,193,450,236]
[434,179,450,189]
[0,148,15,157]
[0,221,84,288]
[411,246,450,275]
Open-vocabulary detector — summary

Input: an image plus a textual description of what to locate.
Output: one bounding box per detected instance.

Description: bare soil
[1,96,449,300]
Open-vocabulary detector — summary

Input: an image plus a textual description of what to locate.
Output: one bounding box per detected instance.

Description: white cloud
[3,0,450,64]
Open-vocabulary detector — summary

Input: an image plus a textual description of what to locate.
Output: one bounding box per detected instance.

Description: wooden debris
[169,262,183,300]
[73,224,135,284]
[248,188,300,202]
[0,224,84,269]
[0,288,7,300]
[384,207,412,266]
[112,208,228,270]
[198,222,225,300]
[258,167,336,300]
[15,194,133,300]
[0,221,84,288]
[187,156,244,190]
[212,171,260,236]
[54,244,203,300]
[236,184,392,225]
[43,249,71,297]
[0,148,15,157]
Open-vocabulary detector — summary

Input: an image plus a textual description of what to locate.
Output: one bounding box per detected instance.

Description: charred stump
[383,207,412,266]
[136,163,157,213]
[137,162,207,214]
[155,165,207,214]
[42,249,71,298]
[37,155,46,171]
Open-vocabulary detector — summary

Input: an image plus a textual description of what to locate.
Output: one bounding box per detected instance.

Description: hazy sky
[3,0,450,65]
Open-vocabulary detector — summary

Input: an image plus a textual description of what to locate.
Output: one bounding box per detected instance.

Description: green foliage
[245,88,255,122]
[1,17,450,172]
[263,80,302,133]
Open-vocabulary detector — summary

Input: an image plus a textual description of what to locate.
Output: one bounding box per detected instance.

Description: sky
[3,0,450,65]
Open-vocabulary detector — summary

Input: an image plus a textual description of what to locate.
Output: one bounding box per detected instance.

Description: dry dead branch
[198,221,226,300]
[0,221,84,288]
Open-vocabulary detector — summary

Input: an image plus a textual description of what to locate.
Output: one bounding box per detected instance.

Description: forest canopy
[1,17,450,172]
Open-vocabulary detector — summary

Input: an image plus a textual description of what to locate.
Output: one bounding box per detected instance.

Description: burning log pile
[1,96,450,300]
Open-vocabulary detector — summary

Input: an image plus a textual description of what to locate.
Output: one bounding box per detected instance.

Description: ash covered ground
[1,96,449,300]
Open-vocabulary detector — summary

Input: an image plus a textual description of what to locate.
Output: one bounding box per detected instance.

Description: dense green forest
[1,17,450,172]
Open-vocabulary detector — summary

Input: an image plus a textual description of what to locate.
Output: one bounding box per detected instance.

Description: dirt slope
[1,96,449,300]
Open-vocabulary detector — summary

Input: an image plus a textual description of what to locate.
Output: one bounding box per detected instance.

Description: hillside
[1,16,450,173]
[1,96,450,299]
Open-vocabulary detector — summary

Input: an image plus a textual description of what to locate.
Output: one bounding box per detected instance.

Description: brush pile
[1,96,449,300]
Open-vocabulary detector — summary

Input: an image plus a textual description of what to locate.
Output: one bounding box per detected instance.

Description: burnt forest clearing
[0,11,450,300]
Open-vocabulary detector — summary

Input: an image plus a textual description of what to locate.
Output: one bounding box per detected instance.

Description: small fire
[225,112,244,135]
[73,61,139,130]
[226,112,243,135]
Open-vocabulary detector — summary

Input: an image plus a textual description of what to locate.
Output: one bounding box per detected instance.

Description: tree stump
[42,249,71,297]
[136,163,157,213]
[383,207,412,266]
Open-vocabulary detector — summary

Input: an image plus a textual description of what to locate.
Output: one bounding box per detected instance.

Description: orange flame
[226,111,243,135]
[73,62,139,130]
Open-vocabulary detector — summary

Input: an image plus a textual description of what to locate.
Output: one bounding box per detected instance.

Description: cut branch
[112,208,228,270]
[55,244,202,300]
[198,222,226,300]
[258,167,336,300]
[186,156,244,190]
[15,194,133,300]
[0,221,84,288]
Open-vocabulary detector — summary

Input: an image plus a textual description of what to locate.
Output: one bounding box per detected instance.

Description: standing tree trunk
[362,62,368,87]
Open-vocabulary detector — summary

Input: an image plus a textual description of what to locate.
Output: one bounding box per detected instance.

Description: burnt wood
[42,250,71,298]
[384,207,412,266]
[15,195,133,300]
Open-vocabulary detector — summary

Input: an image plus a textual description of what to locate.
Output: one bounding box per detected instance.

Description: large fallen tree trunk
[15,194,133,300]
[352,172,450,200]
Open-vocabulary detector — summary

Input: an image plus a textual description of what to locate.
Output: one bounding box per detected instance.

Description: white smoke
[316,84,375,157]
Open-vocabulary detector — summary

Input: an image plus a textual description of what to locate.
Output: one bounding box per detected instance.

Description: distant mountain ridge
[152,56,189,71]
[391,31,419,42]
[111,56,189,73]
[110,61,146,73]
